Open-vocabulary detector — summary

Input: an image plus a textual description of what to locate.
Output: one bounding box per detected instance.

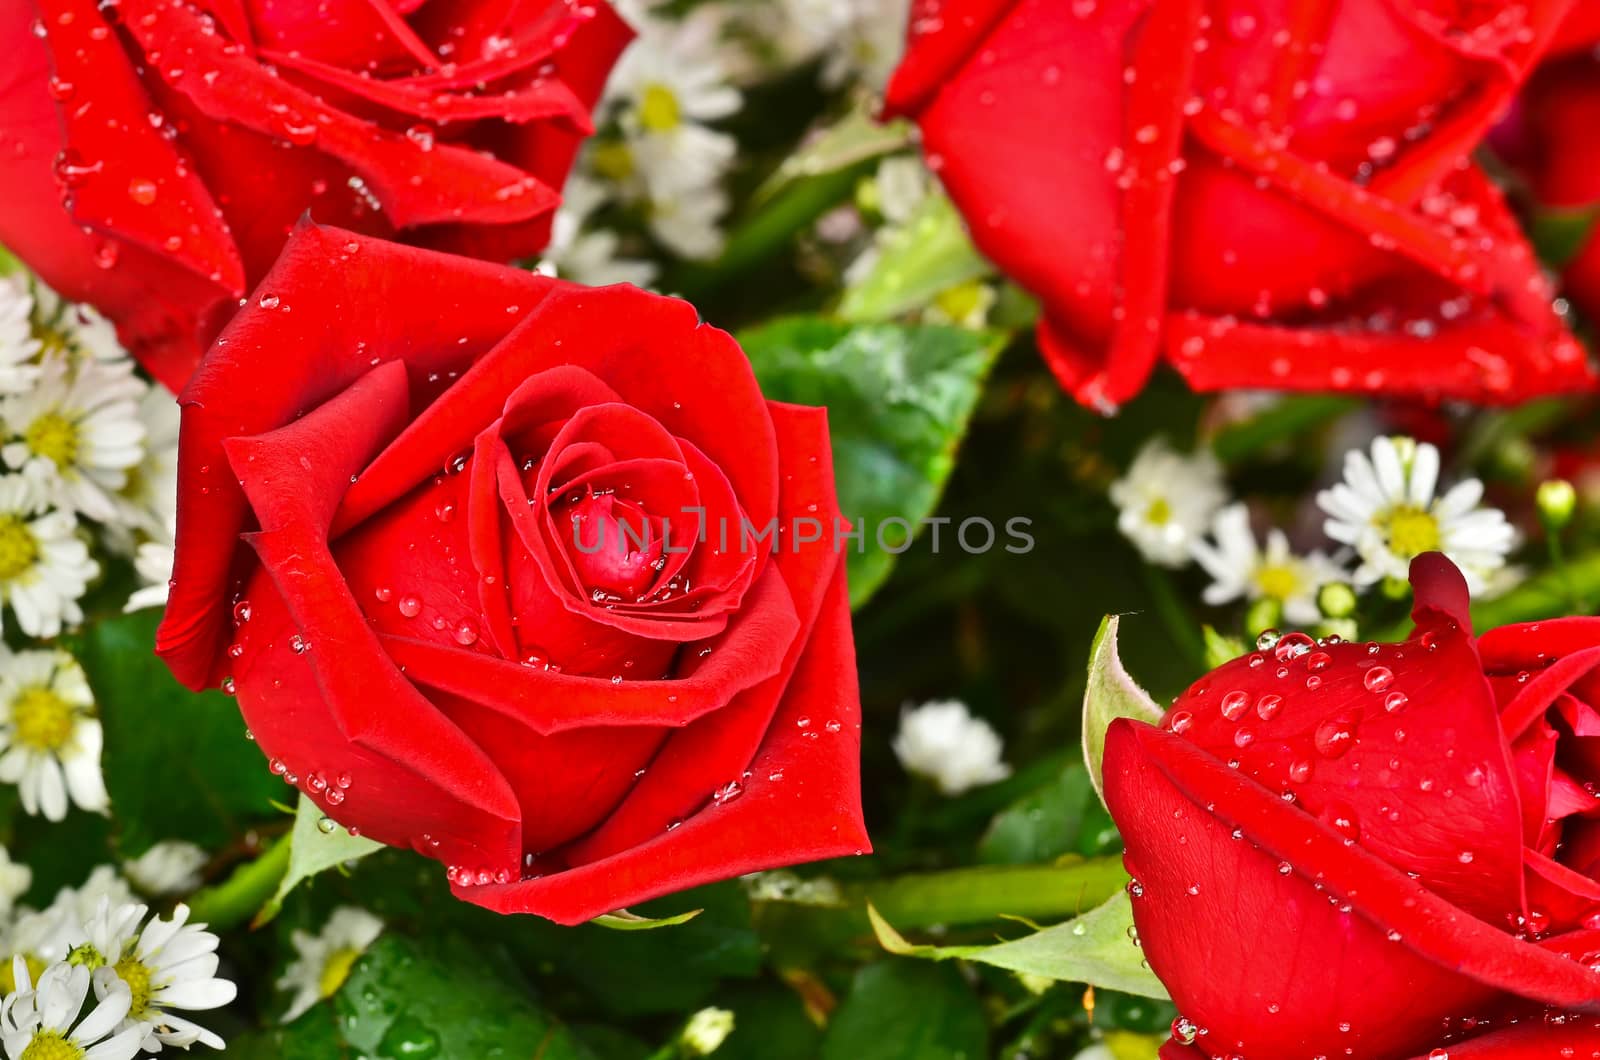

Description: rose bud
[882,0,1594,412]
[1104,553,1600,1058]
[0,0,628,391]
[156,223,869,923]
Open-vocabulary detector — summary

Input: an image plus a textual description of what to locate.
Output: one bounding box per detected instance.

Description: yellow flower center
[114,954,153,1018]
[66,943,104,970]
[589,140,635,182]
[1253,563,1301,602]
[319,946,361,999]
[20,1031,82,1060]
[1381,504,1441,558]
[29,321,72,360]
[12,688,75,752]
[934,280,987,325]
[24,412,78,470]
[1144,497,1172,526]
[0,516,39,580]
[637,84,681,132]
[0,953,46,995]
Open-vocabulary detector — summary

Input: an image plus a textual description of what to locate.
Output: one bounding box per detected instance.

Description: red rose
[1103,554,1600,1058]
[882,0,1594,412]
[1493,16,1600,324]
[0,0,627,392]
[156,222,869,923]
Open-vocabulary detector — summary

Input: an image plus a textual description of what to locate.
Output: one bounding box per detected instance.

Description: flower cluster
[1110,432,1517,633]
[0,849,234,1056]
[0,278,177,822]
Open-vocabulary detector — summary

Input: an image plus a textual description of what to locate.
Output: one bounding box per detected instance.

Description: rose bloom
[1493,11,1600,324]
[882,0,1594,412]
[1104,554,1600,1058]
[155,222,869,923]
[0,0,627,391]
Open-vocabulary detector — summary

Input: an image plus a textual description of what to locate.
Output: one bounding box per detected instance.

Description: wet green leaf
[739,317,1005,607]
[257,795,382,926]
[870,892,1167,1000]
[336,935,594,1060]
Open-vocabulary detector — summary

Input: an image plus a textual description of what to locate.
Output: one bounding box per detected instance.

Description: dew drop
[1364,666,1395,692]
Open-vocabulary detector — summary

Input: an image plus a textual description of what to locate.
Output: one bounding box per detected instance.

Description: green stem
[187,836,290,931]
[854,858,1129,931]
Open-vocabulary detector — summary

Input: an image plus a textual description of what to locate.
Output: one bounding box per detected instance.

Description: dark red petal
[157,222,555,689]
[563,402,845,864]
[35,0,246,295]
[225,362,521,872]
[120,0,561,230]
[1401,1016,1600,1058]
[0,0,229,391]
[881,0,1019,117]
[1480,618,1600,673]
[379,563,799,734]
[1174,601,1525,923]
[1105,721,1600,1057]
[450,557,867,925]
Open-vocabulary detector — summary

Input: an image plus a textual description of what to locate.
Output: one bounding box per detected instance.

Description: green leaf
[821,961,987,1060]
[71,609,279,855]
[590,907,703,931]
[1082,616,1162,806]
[977,765,1102,865]
[838,192,993,323]
[738,317,1005,608]
[0,244,18,276]
[869,892,1168,1000]
[336,935,594,1060]
[756,108,915,204]
[256,795,382,926]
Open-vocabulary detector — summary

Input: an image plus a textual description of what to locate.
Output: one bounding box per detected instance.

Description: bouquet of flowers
[0,0,1598,1056]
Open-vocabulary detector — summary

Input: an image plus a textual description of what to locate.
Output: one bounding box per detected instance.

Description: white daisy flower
[111,386,178,546]
[277,907,383,1022]
[648,183,732,261]
[121,843,207,898]
[53,870,134,936]
[0,909,65,997]
[68,900,235,1052]
[0,649,108,822]
[1,356,146,524]
[892,699,1011,796]
[608,10,742,198]
[123,540,173,614]
[0,960,144,1060]
[542,177,658,289]
[29,285,126,365]
[1109,439,1228,568]
[1317,436,1515,594]
[0,475,97,639]
[0,279,41,397]
[1191,504,1347,626]
[0,851,30,922]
